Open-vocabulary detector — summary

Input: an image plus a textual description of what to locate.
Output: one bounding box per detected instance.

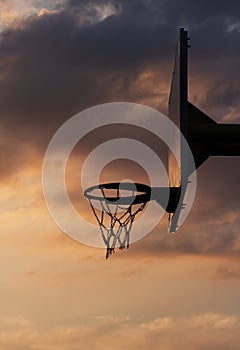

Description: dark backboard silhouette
[168,28,189,232]
[167,28,240,233]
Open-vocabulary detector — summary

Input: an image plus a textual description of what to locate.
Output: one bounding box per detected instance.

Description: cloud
[96,314,131,322]
[141,316,173,331]
[70,0,122,26]
[0,313,240,350]
[0,0,239,135]
[0,0,65,32]
[214,266,240,280]
[227,21,240,32]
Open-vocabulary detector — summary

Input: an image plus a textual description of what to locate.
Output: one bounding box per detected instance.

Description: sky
[0,0,240,349]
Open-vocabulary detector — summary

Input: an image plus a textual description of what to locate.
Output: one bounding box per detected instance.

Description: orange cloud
[0,312,239,350]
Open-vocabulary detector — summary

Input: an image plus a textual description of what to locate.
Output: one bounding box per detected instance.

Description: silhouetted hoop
[84,182,151,205]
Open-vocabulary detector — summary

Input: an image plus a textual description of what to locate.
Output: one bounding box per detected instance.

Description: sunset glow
[1,1,240,349]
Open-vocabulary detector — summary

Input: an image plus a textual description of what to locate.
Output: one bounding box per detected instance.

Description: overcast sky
[1,1,240,349]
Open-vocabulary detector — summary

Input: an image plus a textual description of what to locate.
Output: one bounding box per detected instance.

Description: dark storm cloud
[0,0,239,131]
[0,0,239,153]
[0,8,165,145]
[0,1,174,161]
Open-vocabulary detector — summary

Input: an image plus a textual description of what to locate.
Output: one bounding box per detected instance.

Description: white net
[88,187,147,259]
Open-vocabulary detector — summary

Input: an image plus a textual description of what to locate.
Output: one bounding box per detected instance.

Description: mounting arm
[188,102,240,168]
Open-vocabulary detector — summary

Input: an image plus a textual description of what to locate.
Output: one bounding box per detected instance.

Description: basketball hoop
[84,182,151,259]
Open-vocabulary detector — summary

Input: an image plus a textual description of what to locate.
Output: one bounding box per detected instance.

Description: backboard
[167,28,240,232]
[168,28,189,232]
